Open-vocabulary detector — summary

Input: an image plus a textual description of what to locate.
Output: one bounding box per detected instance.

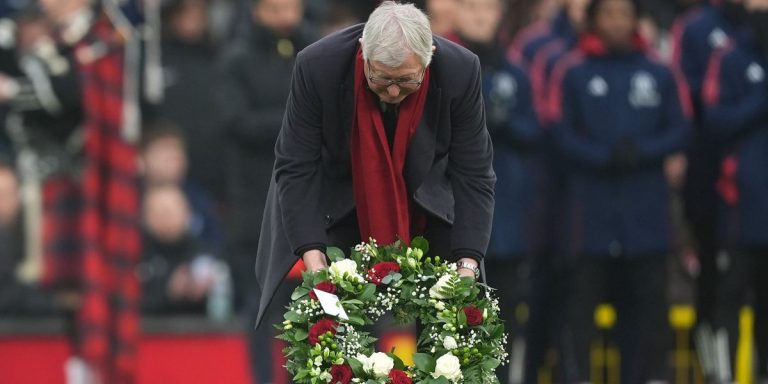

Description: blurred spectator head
[142,184,191,243]
[455,0,504,43]
[532,0,565,22]
[39,0,92,25]
[587,0,640,49]
[0,162,20,228]
[746,0,768,9]
[565,0,591,32]
[140,123,188,186]
[251,0,304,37]
[162,0,210,43]
[322,0,373,36]
[426,0,458,36]
[13,5,50,54]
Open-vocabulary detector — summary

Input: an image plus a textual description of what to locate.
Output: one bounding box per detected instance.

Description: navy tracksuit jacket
[548,34,693,258]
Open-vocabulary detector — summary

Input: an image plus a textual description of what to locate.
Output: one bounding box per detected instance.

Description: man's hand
[457,257,479,280]
[303,249,328,272]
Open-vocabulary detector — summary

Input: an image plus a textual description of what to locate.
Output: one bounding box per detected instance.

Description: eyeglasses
[367,61,425,90]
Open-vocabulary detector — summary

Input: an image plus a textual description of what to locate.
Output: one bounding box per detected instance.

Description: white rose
[433,353,463,382]
[356,353,372,372]
[368,352,394,378]
[443,336,458,350]
[429,274,453,299]
[435,301,446,311]
[329,259,360,281]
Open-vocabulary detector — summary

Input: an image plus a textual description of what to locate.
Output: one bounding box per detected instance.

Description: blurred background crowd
[0,0,767,383]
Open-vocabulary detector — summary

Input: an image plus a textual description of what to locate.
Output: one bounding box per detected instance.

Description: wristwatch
[456,261,480,279]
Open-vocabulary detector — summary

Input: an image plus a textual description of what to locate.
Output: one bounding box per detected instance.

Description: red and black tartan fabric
[42,175,84,287]
[75,15,141,383]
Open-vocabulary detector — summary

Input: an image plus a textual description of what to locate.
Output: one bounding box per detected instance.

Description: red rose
[308,318,338,345]
[388,369,413,384]
[309,281,337,300]
[367,262,401,285]
[330,364,353,384]
[464,305,483,326]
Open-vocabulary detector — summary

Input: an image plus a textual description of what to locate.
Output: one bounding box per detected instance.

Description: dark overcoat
[254,24,496,324]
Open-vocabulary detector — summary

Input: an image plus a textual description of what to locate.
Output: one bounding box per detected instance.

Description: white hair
[361,1,434,68]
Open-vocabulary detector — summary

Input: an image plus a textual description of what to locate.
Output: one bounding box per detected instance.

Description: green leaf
[359,283,377,301]
[413,353,436,373]
[326,247,346,262]
[284,311,301,322]
[386,351,406,371]
[481,357,501,371]
[348,357,365,377]
[346,315,366,326]
[382,275,393,285]
[293,328,308,342]
[457,309,467,328]
[411,236,429,254]
[291,287,310,301]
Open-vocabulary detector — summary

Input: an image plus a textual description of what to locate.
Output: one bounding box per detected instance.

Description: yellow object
[381,333,417,366]
[515,302,529,324]
[736,307,754,384]
[669,305,696,330]
[595,304,617,330]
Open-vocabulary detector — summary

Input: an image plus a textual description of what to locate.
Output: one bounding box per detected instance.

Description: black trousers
[713,250,768,380]
[564,255,670,384]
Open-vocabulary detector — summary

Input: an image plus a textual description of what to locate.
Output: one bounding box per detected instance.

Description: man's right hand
[302,249,328,272]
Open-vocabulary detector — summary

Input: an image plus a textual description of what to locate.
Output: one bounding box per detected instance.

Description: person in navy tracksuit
[507,0,587,69]
[548,0,692,382]
[702,29,768,384]
[671,0,741,333]
[451,0,542,381]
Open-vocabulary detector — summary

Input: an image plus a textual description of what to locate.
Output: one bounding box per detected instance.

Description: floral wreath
[278,237,508,384]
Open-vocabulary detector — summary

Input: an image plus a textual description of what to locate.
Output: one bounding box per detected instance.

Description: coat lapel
[338,69,355,147]
[404,84,441,192]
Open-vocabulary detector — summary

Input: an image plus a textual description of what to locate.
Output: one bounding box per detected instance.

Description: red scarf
[76,15,141,384]
[350,48,430,245]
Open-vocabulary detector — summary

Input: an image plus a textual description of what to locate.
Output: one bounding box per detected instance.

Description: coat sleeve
[634,69,692,162]
[272,51,328,255]
[550,67,614,169]
[448,55,496,257]
[702,49,768,143]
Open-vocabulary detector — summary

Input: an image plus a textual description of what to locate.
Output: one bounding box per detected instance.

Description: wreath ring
[278,237,508,384]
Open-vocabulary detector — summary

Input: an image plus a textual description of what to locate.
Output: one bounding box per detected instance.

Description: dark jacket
[702,41,768,249]
[155,38,226,199]
[549,35,692,259]
[254,24,496,324]
[216,23,316,250]
[457,39,541,259]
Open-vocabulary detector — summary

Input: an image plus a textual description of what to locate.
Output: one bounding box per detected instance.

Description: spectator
[451,0,541,382]
[701,1,768,380]
[507,0,589,68]
[215,0,317,382]
[670,1,750,366]
[140,124,225,253]
[548,0,692,382]
[139,184,217,314]
[426,0,458,37]
[154,0,227,201]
